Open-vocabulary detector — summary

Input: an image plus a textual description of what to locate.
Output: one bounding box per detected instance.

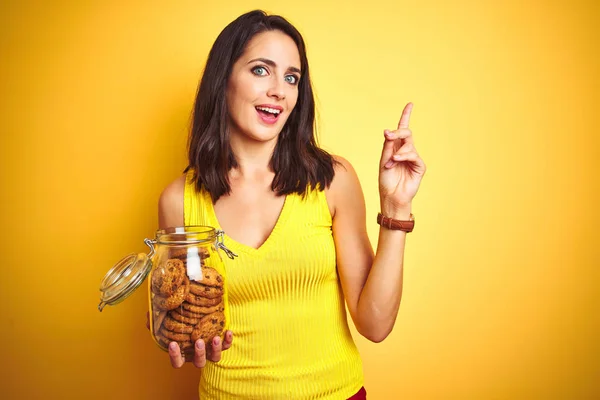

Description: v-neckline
[205,190,294,255]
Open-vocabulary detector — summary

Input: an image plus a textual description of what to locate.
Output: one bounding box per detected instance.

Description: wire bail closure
[216,230,238,259]
[144,238,157,258]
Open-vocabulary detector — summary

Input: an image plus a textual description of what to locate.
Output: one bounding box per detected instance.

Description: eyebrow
[247,58,301,75]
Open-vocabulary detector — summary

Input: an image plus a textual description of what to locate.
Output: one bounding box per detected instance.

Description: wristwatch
[377,212,415,232]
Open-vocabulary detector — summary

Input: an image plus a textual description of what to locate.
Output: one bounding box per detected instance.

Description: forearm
[355,205,411,342]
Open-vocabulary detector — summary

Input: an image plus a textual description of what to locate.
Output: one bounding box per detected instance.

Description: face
[226,30,301,144]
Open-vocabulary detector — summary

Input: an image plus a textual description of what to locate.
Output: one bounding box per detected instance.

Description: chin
[251,128,282,142]
[246,122,286,142]
[230,113,289,143]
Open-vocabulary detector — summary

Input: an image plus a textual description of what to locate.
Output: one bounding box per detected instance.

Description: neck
[229,132,277,182]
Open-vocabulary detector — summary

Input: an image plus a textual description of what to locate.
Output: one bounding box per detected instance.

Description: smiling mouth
[255,106,282,124]
[255,106,282,117]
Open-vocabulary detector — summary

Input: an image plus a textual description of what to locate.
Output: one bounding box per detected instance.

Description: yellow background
[1,0,598,399]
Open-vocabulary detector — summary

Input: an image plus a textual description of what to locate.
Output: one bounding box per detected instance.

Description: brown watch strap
[377,213,415,232]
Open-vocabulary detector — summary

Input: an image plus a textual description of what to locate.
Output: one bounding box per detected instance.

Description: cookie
[177,308,206,319]
[155,332,170,347]
[170,309,201,325]
[163,315,194,334]
[155,331,192,352]
[185,291,222,307]
[194,266,224,288]
[153,277,190,310]
[159,327,192,342]
[191,311,225,343]
[151,259,185,296]
[179,341,194,351]
[189,281,223,299]
[182,300,224,315]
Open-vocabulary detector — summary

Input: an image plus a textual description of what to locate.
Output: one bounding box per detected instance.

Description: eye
[285,75,299,85]
[251,66,268,76]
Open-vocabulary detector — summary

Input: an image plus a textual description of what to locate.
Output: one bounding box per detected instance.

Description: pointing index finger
[397,102,413,129]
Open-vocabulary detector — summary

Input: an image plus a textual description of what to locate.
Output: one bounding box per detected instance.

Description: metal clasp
[215,230,238,259]
[144,238,157,258]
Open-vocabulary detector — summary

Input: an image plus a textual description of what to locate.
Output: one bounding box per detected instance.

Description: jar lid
[98,252,152,311]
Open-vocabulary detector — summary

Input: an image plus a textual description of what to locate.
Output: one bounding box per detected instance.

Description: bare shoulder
[325,155,364,218]
[332,155,354,176]
[158,174,186,229]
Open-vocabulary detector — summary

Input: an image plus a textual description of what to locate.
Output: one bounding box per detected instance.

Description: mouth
[255,105,282,124]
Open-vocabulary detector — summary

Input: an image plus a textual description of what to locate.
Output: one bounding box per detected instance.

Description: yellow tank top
[183,171,364,399]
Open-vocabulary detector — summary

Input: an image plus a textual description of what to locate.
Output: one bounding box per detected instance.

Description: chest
[222,218,338,303]
[190,184,338,302]
[213,187,286,250]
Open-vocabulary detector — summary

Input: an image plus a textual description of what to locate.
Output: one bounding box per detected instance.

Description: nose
[267,77,286,100]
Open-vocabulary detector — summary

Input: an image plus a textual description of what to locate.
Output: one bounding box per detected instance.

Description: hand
[146,311,234,369]
[379,103,426,214]
[168,331,233,369]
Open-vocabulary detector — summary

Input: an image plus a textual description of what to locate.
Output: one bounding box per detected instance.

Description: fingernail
[213,336,220,346]
[385,161,394,168]
[169,342,177,351]
[196,340,204,349]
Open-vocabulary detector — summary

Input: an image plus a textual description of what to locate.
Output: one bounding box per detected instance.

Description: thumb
[380,130,396,169]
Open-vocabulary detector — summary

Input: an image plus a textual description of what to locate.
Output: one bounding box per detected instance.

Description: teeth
[256,106,281,115]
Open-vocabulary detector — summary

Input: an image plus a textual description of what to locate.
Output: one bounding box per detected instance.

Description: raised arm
[329,103,426,342]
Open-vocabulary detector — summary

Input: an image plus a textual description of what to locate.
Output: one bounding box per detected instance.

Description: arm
[329,103,425,343]
[158,175,185,229]
[329,157,410,343]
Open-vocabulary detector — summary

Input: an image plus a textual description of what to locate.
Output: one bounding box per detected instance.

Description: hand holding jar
[100,226,238,368]
[146,311,234,368]
[167,326,234,368]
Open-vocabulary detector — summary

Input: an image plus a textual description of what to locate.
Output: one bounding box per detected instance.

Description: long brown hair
[187,10,338,201]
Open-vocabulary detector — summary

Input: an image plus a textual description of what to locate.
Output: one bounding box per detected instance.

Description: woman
[158,10,426,399]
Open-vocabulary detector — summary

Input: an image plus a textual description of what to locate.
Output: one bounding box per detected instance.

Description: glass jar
[98,226,236,355]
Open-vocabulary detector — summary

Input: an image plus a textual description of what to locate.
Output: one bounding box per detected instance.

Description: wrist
[377,211,415,232]
[380,203,412,220]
